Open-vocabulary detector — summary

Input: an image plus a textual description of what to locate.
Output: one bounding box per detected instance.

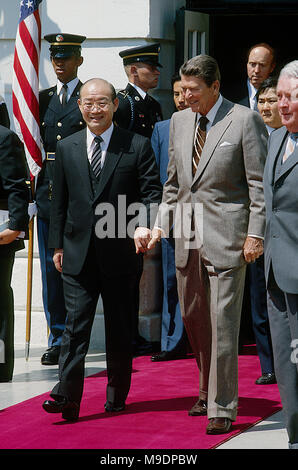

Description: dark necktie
[192,116,209,177]
[91,135,103,178]
[61,84,68,107]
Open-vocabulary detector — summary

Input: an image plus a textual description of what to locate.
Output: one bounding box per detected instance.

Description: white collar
[129,82,147,100]
[247,78,257,99]
[57,77,79,98]
[196,94,223,130]
[87,122,114,152]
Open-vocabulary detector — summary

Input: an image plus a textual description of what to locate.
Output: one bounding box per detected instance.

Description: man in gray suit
[147,55,267,434]
[263,60,298,449]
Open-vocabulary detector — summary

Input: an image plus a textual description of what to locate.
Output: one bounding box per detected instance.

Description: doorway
[210,13,298,101]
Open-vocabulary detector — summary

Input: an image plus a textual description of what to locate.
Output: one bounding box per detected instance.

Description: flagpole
[12,0,43,360]
[25,216,34,361]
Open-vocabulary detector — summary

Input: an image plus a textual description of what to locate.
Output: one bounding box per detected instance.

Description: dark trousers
[267,269,298,447]
[51,241,136,406]
[37,216,67,346]
[249,255,274,374]
[0,254,15,381]
[161,237,185,352]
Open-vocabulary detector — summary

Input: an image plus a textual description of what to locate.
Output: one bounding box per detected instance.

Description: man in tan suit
[146,55,267,434]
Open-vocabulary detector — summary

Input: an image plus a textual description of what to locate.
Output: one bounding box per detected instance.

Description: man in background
[37,33,86,366]
[114,43,163,355]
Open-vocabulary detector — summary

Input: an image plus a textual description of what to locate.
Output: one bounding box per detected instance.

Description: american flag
[12,0,43,178]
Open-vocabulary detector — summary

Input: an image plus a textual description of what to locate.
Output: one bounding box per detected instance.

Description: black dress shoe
[255,372,277,385]
[42,398,80,421]
[104,402,125,412]
[151,350,187,362]
[41,346,61,365]
[133,335,154,356]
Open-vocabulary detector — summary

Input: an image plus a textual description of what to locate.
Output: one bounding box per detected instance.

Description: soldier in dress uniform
[37,33,86,365]
[114,43,163,138]
[114,43,163,355]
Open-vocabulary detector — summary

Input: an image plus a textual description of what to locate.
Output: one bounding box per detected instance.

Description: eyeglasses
[82,101,112,111]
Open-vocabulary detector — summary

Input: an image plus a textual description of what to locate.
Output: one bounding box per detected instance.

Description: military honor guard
[114,43,163,355]
[36,33,86,365]
[114,43,163,138]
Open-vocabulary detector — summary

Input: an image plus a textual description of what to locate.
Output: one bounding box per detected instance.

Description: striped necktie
[61,84,68,107]
[282,133,297,163]
[192,116,209,177]
[91,135,103,178]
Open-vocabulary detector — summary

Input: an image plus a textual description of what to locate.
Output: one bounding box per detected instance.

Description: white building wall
[1,0,185,124]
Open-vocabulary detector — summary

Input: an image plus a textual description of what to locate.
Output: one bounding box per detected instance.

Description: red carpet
[0,350,281,450]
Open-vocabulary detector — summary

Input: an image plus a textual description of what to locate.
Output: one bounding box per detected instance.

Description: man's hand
[147,227,163,251]
[243,236,263,263]
[0,229,21,245]
[134,227,152,254]
[53,248,64,272]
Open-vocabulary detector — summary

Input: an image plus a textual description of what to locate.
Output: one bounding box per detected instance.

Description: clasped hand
[243,236,264,263]
[134,227,162,254]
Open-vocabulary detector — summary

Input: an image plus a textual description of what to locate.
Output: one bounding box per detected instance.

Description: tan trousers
[176,247,246,421]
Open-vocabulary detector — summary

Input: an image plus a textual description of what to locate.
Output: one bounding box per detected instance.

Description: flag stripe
[13,50,39,121]
[13,0,43,178]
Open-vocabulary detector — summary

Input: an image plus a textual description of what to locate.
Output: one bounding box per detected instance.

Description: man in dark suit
[0,126,29,382]
[263,60,298,449]
[42,78,162,421]
[238,43,276,109]
[114,43,163,355]
[236,44,277,386]
[37,33,86,366]
[150,75,189,363]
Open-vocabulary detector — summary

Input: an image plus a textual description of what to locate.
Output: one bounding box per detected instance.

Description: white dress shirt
[196,94,223,135]
[86,123,114,168]
[57,77,79,104]
[247,79,258,111]
[129,82,147,100]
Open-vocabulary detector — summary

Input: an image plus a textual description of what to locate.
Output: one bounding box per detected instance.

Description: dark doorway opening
[207,13,298,101]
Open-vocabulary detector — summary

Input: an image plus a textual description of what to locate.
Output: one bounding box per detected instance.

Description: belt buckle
[46,152,55,161]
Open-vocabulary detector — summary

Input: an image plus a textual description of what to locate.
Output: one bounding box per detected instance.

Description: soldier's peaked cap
[44,33,86,58]
[119,43,162,67]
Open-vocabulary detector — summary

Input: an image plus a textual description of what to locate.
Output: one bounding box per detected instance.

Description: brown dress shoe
[188,399,207,416]
[206,417,232,434]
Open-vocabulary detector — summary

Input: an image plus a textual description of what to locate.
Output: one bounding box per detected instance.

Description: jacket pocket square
[219,141,233,147]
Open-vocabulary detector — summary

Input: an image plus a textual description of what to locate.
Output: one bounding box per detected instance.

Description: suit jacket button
[57,135,61,140]
[57,122,62,127]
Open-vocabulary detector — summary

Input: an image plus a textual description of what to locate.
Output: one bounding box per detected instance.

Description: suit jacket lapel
[72,128,93,199]
[48,81,82,118]
[93,127,124,202]
[192,99,233,185]
[274,130,298,183]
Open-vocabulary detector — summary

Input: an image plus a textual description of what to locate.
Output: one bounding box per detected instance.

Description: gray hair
[179,54,221,87]
[279,60,298,80]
